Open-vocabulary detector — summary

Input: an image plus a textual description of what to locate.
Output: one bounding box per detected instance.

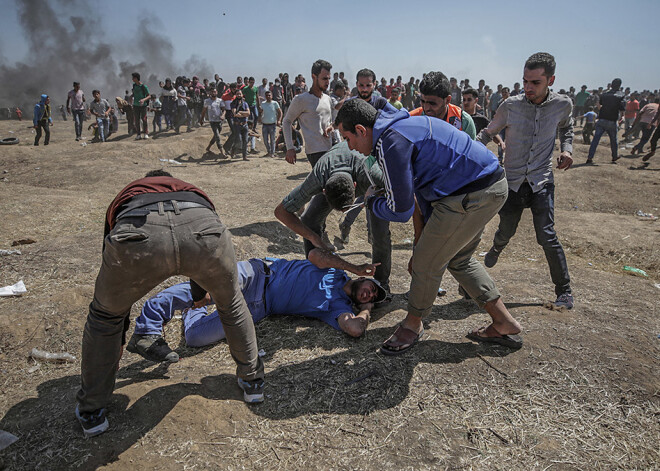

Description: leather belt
[117,201,208,219]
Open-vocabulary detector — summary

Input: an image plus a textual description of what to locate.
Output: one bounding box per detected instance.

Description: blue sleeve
[368,129,415,223]
[33,105,40,126]
[134,282,194,335]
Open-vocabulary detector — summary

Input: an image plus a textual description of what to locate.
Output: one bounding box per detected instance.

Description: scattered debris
[402,238,413,245]
[437,288,447,297]
[258,349,266,357]
[623,266,648,277]
[27,364,40,373]
[30,348,76,363]
[0,280,26,296]
[0,430,18,451]
[527,258,537,261]
[654,283,660,290]
[478,251,488,257]
[159,158,183,165]
[0,249,21,256]
[11,238,36,246]
[635,210,658,221]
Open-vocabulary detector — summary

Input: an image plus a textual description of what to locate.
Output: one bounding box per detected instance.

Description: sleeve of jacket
[367,129,415,223]
[33,104,40,126]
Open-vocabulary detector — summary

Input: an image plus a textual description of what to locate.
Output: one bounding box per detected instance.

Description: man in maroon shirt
[76,170,264,438]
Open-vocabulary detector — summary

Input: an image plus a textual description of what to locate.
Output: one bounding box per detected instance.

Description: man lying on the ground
[127,249,387,362]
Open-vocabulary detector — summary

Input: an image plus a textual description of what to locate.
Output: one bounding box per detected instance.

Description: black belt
[117,201,208,219]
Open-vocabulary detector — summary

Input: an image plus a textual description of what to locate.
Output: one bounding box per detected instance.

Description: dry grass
[0,118,658,470]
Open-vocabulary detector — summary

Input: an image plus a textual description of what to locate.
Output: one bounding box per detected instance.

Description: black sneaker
[547,293,574,311]
[237,377,264,403]
[75,404,108,438]
[126,334,179,363]
[484,247,501,268]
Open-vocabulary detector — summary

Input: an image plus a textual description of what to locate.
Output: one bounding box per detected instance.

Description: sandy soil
[0,117,658,470]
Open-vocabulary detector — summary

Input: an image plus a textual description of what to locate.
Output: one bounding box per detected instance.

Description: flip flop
[380,324,424,356]
[466,324,522,349]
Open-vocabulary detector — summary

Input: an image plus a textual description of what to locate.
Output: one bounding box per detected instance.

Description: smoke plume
[0,0,212,116]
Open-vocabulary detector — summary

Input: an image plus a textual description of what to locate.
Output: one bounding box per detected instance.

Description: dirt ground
[0,117,658,471]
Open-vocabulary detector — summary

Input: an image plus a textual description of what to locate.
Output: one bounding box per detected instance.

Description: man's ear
[548,75,556,87]
[354,181,357,188]
[356,124,367,137]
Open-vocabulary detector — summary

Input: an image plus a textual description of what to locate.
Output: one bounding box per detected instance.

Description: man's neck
[310,85,324,98]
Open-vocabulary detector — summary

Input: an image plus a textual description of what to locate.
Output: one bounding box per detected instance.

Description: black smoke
[0,0,212,117]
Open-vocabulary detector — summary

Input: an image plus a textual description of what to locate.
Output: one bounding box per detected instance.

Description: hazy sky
[1,0,659,94]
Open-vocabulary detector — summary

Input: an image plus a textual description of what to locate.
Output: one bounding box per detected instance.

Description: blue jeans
[73,109,85,138]
[493,181,571,295]
[249,105,259,130]
[96,117,109,142]
[587,119,618,161]
[232,123,248,158]
[133,259,269,347]
[262,123,276,154]
[633,125,655,153]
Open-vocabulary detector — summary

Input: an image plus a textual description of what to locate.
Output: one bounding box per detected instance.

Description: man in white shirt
[282,59,333,168]
[200,88,226,153]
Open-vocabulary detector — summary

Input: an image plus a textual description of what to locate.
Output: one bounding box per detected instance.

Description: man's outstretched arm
[308,248,379,277]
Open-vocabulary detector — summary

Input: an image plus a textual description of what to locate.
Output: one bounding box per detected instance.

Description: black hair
[524,52,556,77]
[419,71,451,98]
[324,172,355,211]
[356,68,376,83]
[333,82,346,92]
[73,81,80,87]
[587,106,594,111]
[249,76,255,81]
[611,78,622,90]
[502,87,510,93]
[391,87,400,96]
[334,98,377,132]
[145,169,172,178]
[462,88,478,99]
[311,59,332,77]
[92,89,100,95]
[132,72,140,81]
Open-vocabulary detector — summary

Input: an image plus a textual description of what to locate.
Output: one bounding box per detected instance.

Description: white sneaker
[143,134,150,139]
[135,134,142,140]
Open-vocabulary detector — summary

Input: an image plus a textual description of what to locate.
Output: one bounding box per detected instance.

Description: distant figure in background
[89,90,111,143]
[261,90,282,157]
[200,87,226,154]
[586,78,625,164]
[67,81,86,141]
[148,94,163,134]
[33,94,53,146]
[131,72,150,140]
[388,88,403,110]
[15,107,22,121]
[114,97,135,136]
[160,78,177,130]
[582,107,597,144]
[59,105,67,121]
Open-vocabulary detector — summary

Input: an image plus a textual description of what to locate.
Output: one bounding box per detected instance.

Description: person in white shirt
[200,88,226,153]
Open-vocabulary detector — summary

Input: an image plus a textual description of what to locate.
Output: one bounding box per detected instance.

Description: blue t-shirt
[261,101,280,124]
[583,111,597,123]
[265,259,352,330]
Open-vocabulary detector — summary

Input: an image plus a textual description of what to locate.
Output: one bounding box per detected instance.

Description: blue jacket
[33,94,52,126]
[367,108,500,223]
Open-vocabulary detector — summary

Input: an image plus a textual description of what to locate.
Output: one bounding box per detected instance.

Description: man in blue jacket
[336,99,522,354]
[33,94,53,146]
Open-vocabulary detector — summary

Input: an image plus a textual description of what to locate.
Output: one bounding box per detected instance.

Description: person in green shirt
[573,85,590,126]
[242,77,260,132]
[131,72,150,140]
[389,88,404,110]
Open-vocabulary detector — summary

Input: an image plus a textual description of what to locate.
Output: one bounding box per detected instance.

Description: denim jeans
[493,181,571,296]
[134,259,269,347]
[301,193,391,288]
[262,123,276,154]
[633,125,655,153]
[77,207,263,413]
[34,120,50,145]
[233,123,249,158]
[96,117,109,142]
[587,119,619,161]
[73,109,85,138]
[175,105,191,132]
[152,111,162,133]
[208,121,223,150]
[249,105,259,130]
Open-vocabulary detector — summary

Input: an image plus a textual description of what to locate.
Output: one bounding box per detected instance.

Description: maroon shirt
[106,176,214,231]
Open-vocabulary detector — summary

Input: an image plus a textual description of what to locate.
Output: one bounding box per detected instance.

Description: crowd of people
[24,64,660,162]
[20,54,655,438]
